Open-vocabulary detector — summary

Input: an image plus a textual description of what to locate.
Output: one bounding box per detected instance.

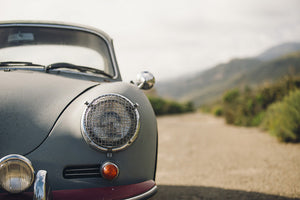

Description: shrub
[251,112,265,126]
[223,89,239,103]
[221,77,300,127]
[183,101,195,112]
[262,89,300,142]
[147,96,167,115]
[212,105,223,116]
[166,101,183,114]
[148,96,195,116]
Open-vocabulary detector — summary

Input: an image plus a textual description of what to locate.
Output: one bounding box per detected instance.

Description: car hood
[0,71,98,157]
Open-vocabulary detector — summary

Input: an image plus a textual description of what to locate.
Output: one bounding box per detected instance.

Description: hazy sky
[1,0,300,81]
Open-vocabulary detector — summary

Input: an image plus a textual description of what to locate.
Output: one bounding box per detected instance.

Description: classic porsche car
[0,21,157,200]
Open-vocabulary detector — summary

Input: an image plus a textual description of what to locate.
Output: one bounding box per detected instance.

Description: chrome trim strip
[124,185,158,200]
[33,170,52,200]
[0,67,44,72]
[81,93,141,152]
[0,154,34,173]
[0,22,120,80]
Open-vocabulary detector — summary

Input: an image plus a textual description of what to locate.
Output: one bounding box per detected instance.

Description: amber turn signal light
[101,162,119,180]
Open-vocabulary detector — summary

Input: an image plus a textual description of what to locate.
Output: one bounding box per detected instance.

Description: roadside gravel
[152,113,300,200]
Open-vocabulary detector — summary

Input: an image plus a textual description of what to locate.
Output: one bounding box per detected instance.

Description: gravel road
[151,113,300,200]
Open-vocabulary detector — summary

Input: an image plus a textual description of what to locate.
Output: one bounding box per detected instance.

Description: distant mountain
[257,42,300,61]
[156,42,300,106]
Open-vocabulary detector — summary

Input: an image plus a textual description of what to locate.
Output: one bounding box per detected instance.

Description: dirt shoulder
[152,113,300,200]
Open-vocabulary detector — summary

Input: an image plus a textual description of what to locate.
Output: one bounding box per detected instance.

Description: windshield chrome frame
[0,22,121,81]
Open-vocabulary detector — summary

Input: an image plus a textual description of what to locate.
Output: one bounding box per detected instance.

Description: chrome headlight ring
[0,154,35,194]
[81,94,140,152]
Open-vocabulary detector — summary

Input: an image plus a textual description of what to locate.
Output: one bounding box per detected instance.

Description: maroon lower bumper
[0,180,157,200]
[53,180,157,200]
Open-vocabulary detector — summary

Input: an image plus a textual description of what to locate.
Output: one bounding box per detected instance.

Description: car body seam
[24,83,100,156]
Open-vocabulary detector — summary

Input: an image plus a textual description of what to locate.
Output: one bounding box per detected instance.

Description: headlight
[0,154,35,193]
[82,94,140,152]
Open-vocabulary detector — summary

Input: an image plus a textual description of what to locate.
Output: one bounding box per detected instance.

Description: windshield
[0,26,115,77]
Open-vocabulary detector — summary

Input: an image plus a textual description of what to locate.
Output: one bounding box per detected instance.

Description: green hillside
[157,47,300,107]
[257,42,300,61]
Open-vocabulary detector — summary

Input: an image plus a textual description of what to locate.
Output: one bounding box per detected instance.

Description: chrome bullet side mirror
[136,71,155,90]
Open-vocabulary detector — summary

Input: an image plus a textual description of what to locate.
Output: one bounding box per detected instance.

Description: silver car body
[0,21,157,200]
